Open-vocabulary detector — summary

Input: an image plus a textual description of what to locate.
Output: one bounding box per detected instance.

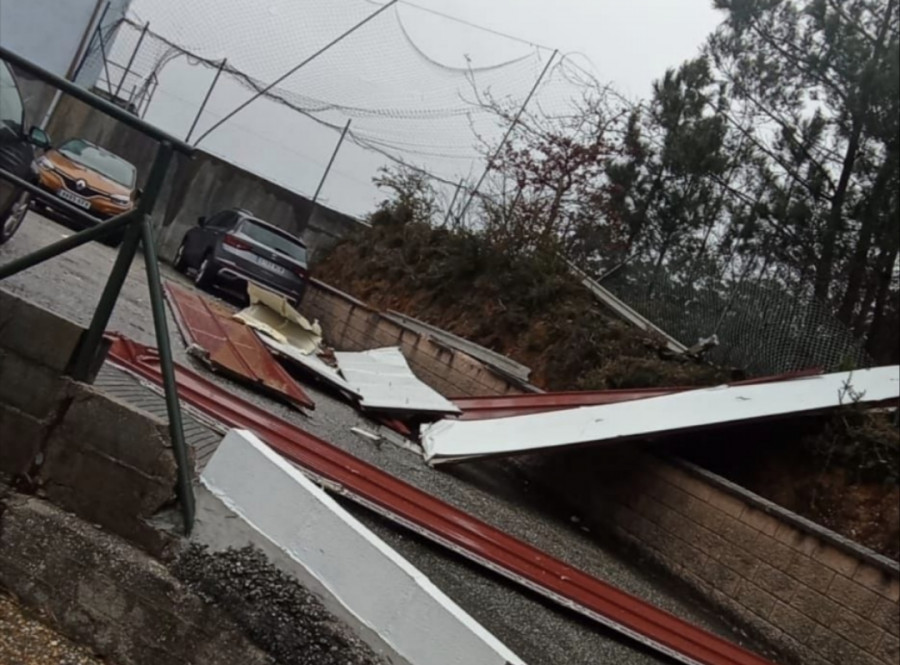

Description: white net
[89,0,589,194]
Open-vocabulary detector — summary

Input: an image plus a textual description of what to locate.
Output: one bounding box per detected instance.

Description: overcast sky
[126,0,724,217]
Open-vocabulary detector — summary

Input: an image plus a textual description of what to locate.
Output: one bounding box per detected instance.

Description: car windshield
[240,220,308,264]
[58,139,136,187]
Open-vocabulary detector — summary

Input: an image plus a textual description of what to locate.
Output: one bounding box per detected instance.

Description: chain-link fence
[598,259,872,375]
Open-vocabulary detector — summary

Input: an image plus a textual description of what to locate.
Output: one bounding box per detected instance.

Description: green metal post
[140,214,195,534]
[68,142,173,379]
[0,208,138,280]
[68,223,142,380]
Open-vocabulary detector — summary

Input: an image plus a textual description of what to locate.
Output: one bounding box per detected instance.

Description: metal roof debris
[106,333,776,665]
[423,367,900,464]
[335,347,461,416]
[233,283,323,354]
[164,282,315,410]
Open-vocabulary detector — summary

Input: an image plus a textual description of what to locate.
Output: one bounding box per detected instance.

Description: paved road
[1,213,755,665]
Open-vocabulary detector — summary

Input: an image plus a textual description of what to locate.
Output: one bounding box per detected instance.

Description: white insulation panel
[422,367,900,463]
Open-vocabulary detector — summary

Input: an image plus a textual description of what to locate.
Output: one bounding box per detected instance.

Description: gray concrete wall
[300,278,528,398]
[530,448,900,665]
[0,290,180,555]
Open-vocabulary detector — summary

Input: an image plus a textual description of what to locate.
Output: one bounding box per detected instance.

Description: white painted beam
[422,367,900,464]
[201,430,525,665]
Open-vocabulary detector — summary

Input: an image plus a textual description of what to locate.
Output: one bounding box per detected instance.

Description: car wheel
[194,253,216,289]
[173,241,189,272]
[0,190,31,246]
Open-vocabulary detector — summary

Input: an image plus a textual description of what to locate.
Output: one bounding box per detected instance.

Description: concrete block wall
[0,290,180,554]
[0,495,271,665]
[300,279,525,398]
[535,448,900,665]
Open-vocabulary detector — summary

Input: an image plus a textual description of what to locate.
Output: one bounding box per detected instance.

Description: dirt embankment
[314,221,900,561]
[314,221,732,391]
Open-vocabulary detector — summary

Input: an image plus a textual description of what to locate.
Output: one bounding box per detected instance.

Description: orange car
[32,138,138,225]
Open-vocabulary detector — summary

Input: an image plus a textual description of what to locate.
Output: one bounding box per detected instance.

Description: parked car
[174,208,310,304]
[0,58,51,245]
[31,137,139,227]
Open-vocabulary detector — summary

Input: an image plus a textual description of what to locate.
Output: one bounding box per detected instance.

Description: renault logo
[75,179,86,191]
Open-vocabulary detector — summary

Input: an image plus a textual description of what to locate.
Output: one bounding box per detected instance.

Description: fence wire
[598,260,872,375]
[73,1,873,376]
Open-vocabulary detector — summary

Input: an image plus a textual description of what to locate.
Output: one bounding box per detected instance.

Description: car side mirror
[198,215,207,227]
[135,188,143,200]
[27,126,51,149]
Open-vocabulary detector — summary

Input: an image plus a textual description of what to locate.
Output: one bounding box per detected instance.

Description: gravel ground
[174,545,387,665]
[0,593,108,665]
[1,214,756,665]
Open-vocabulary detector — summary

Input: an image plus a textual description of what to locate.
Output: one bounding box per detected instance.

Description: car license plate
[253,255,286,275]
[57,189,91,209]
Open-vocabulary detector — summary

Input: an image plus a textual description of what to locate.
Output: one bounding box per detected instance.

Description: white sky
[123,0,723,217]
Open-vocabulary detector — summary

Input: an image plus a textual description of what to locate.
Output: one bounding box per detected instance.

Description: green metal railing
[0,46,196,534]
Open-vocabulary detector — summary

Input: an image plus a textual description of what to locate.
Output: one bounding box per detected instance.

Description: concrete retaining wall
[0,290,181,554]
[535,448,900,665]
[300,278,526,398]
[0,494,271,665]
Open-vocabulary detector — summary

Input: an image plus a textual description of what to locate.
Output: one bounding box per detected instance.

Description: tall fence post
[96,19,115,97]
[70,0,111,83]
[310,119,351,206]
[114,22,149,99]
[455,50,558,225]
[442,179,464,227]
[186,58,227,144]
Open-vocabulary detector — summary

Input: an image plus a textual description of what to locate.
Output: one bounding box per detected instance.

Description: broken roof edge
[423,366,900,464]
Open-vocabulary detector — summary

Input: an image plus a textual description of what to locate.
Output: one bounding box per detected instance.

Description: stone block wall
[0,495,271,665]
[535,448,900,665]
[0,291,181,553]
[300,278,526,397]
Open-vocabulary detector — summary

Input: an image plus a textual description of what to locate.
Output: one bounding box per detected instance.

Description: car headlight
[33,156,53,171]
[111,194,132,205]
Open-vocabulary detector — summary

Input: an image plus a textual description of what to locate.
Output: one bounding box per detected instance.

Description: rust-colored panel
[108,333,775,665]
[451,370,825,421]
[165,282,314,410]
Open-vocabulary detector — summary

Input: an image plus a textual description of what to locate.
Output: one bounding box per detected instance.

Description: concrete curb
[200,429,526,665]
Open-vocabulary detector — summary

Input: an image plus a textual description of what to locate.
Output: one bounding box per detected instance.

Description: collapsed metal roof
[423,367,900,464]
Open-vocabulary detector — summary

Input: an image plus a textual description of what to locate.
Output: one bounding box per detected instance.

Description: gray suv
[0,58,50,244]
[174,208,309,304]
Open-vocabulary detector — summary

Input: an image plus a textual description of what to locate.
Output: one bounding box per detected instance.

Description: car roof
[60,137,135,163]
[234,212,307,247]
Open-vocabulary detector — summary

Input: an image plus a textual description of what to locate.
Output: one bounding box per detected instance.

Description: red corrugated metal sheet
[107,334,775,665]
[451,370,825,421]
[165,282,314,410]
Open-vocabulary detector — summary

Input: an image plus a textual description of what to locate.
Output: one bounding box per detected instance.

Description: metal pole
[310,119,351,205]
[442,179,464,227]
[70,0,110,83]
[114,22,149,99]
[140,214,195,535]
[456,50,558,224]
[40,1,111,129]
[68,142,174,379]
[186,58,227,144]
[193,0,399,146]
[0,207,138,280]
[97,21,115,98]
[140,76,158,119]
